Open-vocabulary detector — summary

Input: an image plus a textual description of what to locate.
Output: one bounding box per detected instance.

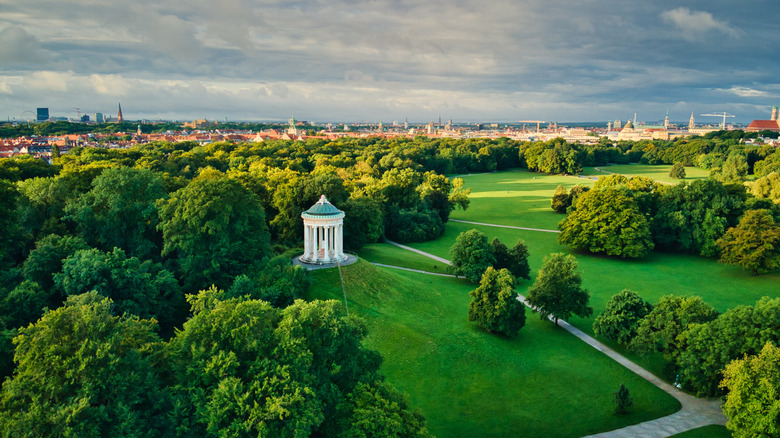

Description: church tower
[117,103,124,123]
[689,112,695,130]
[664,109,669,130]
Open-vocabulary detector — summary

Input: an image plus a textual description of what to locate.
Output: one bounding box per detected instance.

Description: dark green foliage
[0,156,57,182]
[0,179,25,265]
[449,229,495,283]
[226,256,310,308]
[166,291,399,436]
[559,186,654,258]
[675,297,780,397]
[669,162,686,179]
[750,172,780,204]
[652,179,748,256]
[16,176,77,240]
[0,280,50,329]
[716,209,780,275]
[593,290,652,345]
[65,167,168,260]
[522,138,583,174]
[342,196,384,250]
[491,238,531,280]
[468,267,526,337]
[333,381,431,438]
[385,204,444,243]
[721,342,780,438]
[54,248,185,332]
[526,253,592,324]
[614,384,633,415]
[158,168,272,291]
[22,234,89,290]
[0,293,174,436]
[629,295,718,359]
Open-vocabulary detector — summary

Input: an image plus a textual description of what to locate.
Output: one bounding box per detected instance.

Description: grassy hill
[306,260,679,437]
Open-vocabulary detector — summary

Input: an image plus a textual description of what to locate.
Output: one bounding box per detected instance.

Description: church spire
[688,112,695,130]
[117,103,124,123]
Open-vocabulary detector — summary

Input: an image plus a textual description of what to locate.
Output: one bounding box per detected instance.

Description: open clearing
[306,261,679,437]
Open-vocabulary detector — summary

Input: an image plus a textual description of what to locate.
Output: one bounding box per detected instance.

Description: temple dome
[305,195,343,216]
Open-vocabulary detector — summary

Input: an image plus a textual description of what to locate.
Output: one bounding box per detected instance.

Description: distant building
[746,106,780,132]
[81,114,90,122]
[117,103,124,122]
[36,108,49,122]
[94,113,104,123]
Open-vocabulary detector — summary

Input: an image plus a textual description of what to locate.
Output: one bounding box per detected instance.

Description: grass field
[375,169,780,378]
[305,260,680,437]
[580,163,710,184]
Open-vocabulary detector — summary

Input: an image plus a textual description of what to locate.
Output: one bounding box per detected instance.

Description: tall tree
[449,229,495,283]
[721,342,780,438]
[0,292,173,436]
[158,168,272,291]
[526,253,592,324]
[559,186,654,258]
[65,167,168,260]
[593,290,653,345]
[716,209,780,275]
[629,295,718,360]
[54,248,184,332]
[468,267,526,337]
[669,162,686,179]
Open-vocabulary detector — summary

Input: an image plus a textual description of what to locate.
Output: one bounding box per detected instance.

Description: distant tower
[378,121,383,132]
[137,124,142,135]
[607,121,612,131]
[117,103,124,122]
[614,119,622,130]
[664,109,670,130]
[404,118,408,130]
[772,106,778,121]
[689,112,695,130]
[427,121,434,134]
[287,116,298,135]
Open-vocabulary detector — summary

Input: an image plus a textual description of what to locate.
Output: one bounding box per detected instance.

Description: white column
[336,223,343,258]
[324,225,331,262]
[303,223,310,259]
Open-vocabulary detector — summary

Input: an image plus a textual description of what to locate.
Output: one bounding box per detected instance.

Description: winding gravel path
[379,241,727,437]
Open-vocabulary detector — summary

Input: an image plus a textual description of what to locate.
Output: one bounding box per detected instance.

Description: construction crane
[700,112,735,129]
[518,120,546,133]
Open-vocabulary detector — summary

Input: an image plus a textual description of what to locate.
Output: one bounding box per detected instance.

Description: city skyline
[1,0,779,123]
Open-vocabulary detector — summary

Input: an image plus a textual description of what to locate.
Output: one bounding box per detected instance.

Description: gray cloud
[1,0,779,123]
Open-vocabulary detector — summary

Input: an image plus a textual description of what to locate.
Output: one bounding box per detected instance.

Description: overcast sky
[1,0,779,124]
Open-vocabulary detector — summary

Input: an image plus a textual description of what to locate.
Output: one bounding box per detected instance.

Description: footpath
[381,239,727,438]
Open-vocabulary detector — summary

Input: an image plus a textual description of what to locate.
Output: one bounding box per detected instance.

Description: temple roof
[305,195,343,215]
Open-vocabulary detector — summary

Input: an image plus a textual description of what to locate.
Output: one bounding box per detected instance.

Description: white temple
[299,195,347,264]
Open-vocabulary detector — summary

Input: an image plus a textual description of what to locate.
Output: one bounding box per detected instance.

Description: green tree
[507,240,531,280]
[0,292,173,436]
[720,342,780,438]
[0,179,24,265]
[468,267,526,336]
[333,381,431,438]
[675,297,780,397]
[342,196,384,250]
[613,384,633,415]
[750,172,780,204]
[593,290,653,345]
[65,167,168,260]
[158,168,272,291]
[669,162,686,179]
[449,229,495,283]
[716,209,780,275]
[54,248,184,332]
[551,184,570,213]
[21,234,88,291]
[526,253,592,324]
[716,153,749,183]
[558,186,654,258]
[629,295,718,359]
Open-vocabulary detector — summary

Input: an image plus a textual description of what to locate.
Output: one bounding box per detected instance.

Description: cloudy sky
[1,0,779,124]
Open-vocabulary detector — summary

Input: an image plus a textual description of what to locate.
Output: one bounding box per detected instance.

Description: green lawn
[669,425,731,437]
[391,169,780,378]
[580,163,710,184]
[306,260,680,437]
